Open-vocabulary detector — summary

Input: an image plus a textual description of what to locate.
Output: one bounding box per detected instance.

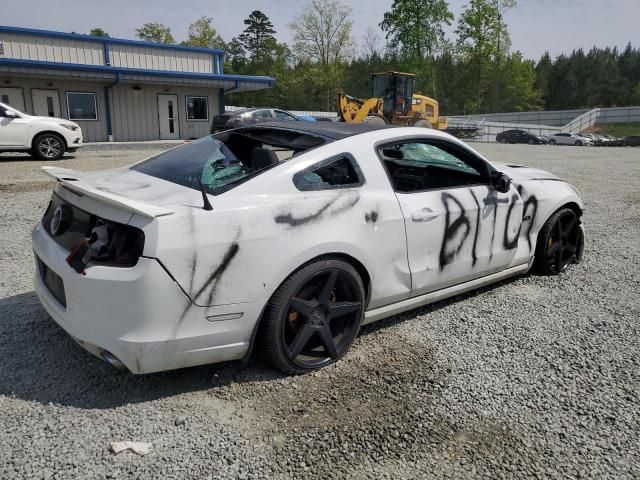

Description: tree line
[88,0,640,115]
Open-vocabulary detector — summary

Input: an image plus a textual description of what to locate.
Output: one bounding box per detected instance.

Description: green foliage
[89,28,109,38]
[595,122,640,137]
[138,1,638,116]
[289,0,355,110]
[379,0,453,96]
[182,16,225,49]
[238,10,276,63]
[135,23,175,44]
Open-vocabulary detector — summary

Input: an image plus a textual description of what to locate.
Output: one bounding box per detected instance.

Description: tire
[32,133,66,160]
[528,139,535,145]
[533,208,582,275]
[364,115,387,125]
[574,140,582,146]
[412,119,432,128]
[259,258,365,374]
[549,139,556,146]
[499,137,507,144]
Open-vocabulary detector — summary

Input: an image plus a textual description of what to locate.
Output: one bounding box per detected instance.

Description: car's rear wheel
[33,133,66,160]
[534,208,583,275]
[499,137,507,144]
[528,139,535,145]
[260,258,365,374]
[549,139,557,146]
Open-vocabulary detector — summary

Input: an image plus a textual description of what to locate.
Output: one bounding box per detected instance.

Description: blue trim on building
[0,25,226,55]
[218,90,225,115]
[0,58,275,85]
[103,43,111,66]
[104,73,122,138]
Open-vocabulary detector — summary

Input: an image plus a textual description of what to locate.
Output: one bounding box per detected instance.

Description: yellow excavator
[337,71,448,129]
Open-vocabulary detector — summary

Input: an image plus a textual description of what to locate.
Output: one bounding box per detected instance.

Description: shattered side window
[293,154,364,191]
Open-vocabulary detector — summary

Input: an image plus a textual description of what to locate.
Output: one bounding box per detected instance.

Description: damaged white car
[32,122,585,374]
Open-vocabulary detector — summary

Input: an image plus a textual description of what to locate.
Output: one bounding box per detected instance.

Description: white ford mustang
[32,123,585,374]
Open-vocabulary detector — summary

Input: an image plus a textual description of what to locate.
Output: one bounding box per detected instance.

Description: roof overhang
[0,58,274,92]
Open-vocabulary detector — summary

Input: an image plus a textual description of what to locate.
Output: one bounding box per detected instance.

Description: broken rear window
[131,129,326,195]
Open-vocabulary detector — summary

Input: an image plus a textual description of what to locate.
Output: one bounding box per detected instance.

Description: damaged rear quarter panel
[138,138,412,312]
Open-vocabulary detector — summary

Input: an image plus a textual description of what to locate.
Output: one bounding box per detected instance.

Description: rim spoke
[328,301,361,320]
[547,242,560,257]
[562,216,577,237]
[318,270,339,305]
[288,324,314,358]
[555,249,562,268]
[318,324,338,358]
[290,297,317,318]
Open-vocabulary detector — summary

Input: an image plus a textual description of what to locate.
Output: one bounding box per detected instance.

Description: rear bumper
[32,221,261,374]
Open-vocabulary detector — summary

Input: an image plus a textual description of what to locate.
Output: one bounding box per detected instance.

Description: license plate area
[37,257,67,308]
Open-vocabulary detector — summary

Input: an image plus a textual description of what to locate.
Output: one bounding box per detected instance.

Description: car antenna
[197,179,213,211]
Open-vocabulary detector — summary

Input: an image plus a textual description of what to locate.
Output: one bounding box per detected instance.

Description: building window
[66,92,97,121]
[186,96,208,121]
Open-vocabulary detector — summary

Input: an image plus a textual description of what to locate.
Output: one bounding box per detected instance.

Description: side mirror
[491,171,512,193]
[4,110,18,118]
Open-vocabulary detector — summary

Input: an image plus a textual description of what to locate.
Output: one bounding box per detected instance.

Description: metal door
[32,89,61,118]
[158,94,180,140]
[0,88,25,112]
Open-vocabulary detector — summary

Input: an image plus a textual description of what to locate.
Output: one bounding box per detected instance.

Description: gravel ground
[0,143,639,479]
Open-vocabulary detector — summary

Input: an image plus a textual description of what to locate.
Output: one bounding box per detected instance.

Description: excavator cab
[372,72,415,121]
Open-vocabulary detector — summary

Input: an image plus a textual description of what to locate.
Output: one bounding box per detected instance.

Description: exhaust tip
[101,350,126,370]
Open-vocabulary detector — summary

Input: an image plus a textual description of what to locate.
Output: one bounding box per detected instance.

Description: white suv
[0,102,83,160]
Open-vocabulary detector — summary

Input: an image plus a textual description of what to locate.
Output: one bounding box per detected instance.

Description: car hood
[492,163,563,183]
[29,115,74,124]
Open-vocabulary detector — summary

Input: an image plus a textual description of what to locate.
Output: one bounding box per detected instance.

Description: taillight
[66,221,144,273]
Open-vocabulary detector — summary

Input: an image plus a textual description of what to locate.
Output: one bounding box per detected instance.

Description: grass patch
[593,122,640,137]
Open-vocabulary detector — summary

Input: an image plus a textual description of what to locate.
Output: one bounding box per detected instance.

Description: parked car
[579,133,601,146]
[33,122,585,375]
[624,135,640,146]
[0,101,83,159]
[496,129,547,145]
[548,132,592,146]
[601,134,624,146]
[211,108,304,133]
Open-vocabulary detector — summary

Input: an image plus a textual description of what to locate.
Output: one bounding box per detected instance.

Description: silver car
[548,133,592,146]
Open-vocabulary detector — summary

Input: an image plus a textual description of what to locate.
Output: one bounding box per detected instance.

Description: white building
[0,25,273,142]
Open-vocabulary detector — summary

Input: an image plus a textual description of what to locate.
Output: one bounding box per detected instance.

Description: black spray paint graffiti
[275,192,361,228]
[503,194,522,250]
[178,229,241,327]
[518,185,539,251]
[364,210,379,224]
[439,186,538,271]
[439,192,471,270]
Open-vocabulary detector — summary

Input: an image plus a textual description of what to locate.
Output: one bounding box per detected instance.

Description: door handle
[411,208,440,222]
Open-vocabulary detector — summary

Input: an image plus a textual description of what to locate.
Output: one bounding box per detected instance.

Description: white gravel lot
[0,143,639,479]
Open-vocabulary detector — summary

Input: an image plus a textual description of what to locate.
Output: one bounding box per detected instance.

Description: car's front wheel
[260,258,365,374]
[33,133,66,160]
[534,208,583,275]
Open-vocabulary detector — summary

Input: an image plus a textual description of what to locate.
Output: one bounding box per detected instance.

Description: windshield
[131,129,326,195]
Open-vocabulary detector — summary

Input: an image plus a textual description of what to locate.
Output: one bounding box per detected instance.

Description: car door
[377,139,523,296]
[0,107,29,146]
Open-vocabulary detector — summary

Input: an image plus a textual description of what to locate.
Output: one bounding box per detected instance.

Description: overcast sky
[2,0,637,60]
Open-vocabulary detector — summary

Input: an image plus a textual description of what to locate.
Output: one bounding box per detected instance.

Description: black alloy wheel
[575,140,582,146]
[260,259,365,374]
[535,208,583,275]
[528,139,535,145]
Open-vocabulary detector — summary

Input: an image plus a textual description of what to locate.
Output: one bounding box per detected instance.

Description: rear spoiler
[41,166,175,218]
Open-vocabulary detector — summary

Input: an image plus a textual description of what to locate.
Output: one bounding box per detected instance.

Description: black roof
[238,121,393,140]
